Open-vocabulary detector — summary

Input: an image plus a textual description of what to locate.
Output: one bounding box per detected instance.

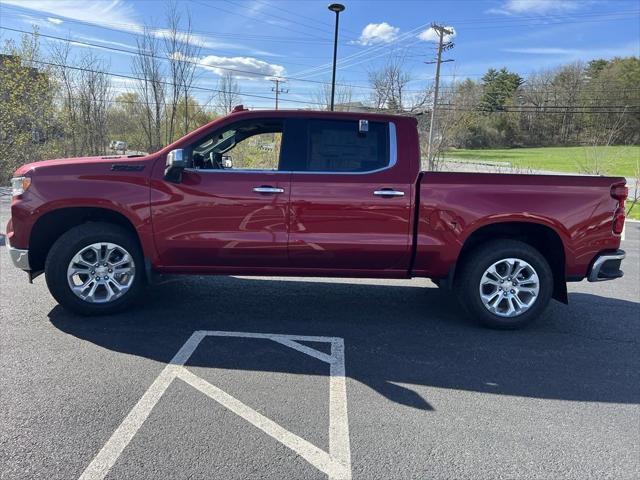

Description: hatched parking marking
[79,330,351,480]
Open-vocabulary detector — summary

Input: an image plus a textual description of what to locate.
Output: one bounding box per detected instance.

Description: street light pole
[328,3,345,112]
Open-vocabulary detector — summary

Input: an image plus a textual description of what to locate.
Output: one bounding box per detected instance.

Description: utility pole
[425,24,454,170]
[270,78,288,110]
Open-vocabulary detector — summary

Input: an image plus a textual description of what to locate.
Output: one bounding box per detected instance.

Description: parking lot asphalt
[1,197,639,480]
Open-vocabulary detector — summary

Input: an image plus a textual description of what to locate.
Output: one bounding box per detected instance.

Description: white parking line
[79,330,351,480]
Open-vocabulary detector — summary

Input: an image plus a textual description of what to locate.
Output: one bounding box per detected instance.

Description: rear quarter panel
[414,172,624,279]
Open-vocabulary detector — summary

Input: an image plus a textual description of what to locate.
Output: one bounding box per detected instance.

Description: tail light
[612,207,625,235]
[610,184,628,202]
[610,182,628,235]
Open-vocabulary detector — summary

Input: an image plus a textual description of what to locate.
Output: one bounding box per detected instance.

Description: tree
[0,31,57,181]
[163,1,200,143]
[480,67,524,112]
[132,26,165,152]
[368,56,412,112]
[107,92,147,152]
[215,72,242,114]
[312,81,352,111]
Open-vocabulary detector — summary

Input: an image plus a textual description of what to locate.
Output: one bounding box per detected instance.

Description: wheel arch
[455,220,568,304]
[29,206,149,276]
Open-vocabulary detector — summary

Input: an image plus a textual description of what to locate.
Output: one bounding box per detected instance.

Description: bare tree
[312,81,353,111]
[368,55,411,112]
[577,107,628,175]
[163,1,200,142]
[76,53,111,155]
[216,72,242,114]
[626,160,639,217]
[132,26,165,152]
[50,40,78,155]
[50,44,110,156]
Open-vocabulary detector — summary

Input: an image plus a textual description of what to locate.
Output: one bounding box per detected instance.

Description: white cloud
[488,0,582,15]
[3,0,141,30]
[356,22,400,45]
[418,26,456,43]
[3,0,251,52]
[197,55,286,80]
[503,42,640,58]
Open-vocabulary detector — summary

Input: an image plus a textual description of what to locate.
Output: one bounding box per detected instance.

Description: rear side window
[301,119,390,173]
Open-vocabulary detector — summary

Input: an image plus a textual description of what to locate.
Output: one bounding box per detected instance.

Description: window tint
[303,120,389,173]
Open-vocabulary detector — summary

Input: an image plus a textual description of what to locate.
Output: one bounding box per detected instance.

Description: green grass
[445,145,639,178]
[627,201,640,220]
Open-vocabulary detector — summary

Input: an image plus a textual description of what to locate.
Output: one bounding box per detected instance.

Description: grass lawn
[445,146,639,178]
[627,201,640,220]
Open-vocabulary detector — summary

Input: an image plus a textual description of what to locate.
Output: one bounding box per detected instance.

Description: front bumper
[588,249,625,282]
[7,245,30,271]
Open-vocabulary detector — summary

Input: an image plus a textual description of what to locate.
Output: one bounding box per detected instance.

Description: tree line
[0,16,638,182]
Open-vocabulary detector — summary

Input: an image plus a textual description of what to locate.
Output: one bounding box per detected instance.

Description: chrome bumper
[588,250,625,282]
[7,245,30,270]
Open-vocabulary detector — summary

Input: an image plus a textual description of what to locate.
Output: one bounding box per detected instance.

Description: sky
[0,0,638,110]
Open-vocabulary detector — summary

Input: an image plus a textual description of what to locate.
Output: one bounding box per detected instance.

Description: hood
[14,154,151,176]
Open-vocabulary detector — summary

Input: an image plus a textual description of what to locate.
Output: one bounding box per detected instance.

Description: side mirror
[164,148,186,182]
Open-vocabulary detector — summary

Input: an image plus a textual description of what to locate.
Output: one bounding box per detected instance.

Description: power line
[27,59,327,107]
[0,4,362,47]
[425,24,455,168]
[188,0,341,43]
[0,26,382,91]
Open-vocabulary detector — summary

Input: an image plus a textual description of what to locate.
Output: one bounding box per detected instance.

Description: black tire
[455,239,553,329]
[45,222,144,315]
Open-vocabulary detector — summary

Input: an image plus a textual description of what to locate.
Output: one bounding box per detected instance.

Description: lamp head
[328,3,345,13]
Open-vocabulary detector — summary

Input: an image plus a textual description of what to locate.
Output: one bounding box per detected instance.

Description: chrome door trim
[183,121,398,176]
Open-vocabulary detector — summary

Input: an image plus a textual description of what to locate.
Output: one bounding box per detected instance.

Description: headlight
[10,176,31,196]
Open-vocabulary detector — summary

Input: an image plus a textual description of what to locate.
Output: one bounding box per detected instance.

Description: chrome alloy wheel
[479,258,540,317]
[66,242,135,303]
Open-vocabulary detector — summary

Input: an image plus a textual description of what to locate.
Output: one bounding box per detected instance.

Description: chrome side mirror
[166,149,186,168]
[164,148,186,182]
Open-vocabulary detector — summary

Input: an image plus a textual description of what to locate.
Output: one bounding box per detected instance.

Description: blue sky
[0,0,638,110]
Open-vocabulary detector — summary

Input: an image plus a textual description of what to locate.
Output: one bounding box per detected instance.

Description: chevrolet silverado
[6,107,628,328]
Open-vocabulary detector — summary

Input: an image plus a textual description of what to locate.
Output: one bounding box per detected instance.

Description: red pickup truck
[6,108,627,328]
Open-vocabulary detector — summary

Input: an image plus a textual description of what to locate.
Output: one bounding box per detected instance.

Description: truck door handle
[253,186,284,194]
[374,188,405,197]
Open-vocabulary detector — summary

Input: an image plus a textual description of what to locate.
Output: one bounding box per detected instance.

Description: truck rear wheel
[455,239,553,329]
[45,222,144,315]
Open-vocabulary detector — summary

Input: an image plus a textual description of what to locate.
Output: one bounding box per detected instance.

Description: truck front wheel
[44,222,144,315]
[455,240,553,329]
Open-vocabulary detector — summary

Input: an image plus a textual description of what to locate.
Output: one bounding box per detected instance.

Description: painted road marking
[79,331,351,480]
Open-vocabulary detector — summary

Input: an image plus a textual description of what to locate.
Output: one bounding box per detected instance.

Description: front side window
[302,119,390,173]
[189,119,283,171]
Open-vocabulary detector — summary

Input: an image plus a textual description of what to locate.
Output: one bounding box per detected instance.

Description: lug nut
[108,268,112,273]
[511,289,515,294]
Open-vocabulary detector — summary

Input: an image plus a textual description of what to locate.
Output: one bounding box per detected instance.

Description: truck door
[150,118,291,270]
[285,118,413,272]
